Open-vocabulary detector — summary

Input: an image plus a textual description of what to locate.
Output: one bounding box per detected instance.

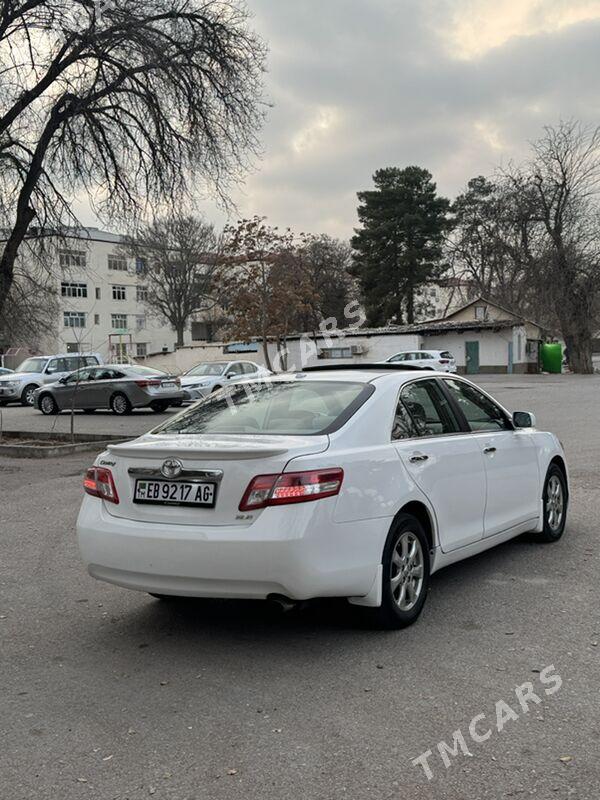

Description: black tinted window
[400,380,460,437]
[444,379,510,432]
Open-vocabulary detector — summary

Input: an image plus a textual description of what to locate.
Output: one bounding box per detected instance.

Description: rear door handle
[483,446,497,454]
[409,453,429,463]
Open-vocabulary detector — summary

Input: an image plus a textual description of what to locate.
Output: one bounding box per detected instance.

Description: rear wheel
[534,464,567,543]
[150,401,169,413]
[362,514,430,629]
[21,384,38,406]
[39,394,59,415]
[110,392,132,415]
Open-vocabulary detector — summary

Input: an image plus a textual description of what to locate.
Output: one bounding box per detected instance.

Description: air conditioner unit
[350,344,364,355]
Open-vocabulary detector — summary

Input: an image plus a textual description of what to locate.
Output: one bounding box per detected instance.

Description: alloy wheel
[546,474,564,532]
[390,530,424,611]
[113,395,128,414]
[41,395,55,414]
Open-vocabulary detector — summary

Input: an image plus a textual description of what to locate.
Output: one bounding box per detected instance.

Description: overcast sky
[84,0,600,240]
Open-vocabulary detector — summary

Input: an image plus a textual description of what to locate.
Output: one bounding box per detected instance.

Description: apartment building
[44,227,192,361]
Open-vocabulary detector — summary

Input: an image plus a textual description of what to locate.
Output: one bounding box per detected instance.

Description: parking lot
[1,373,599,799]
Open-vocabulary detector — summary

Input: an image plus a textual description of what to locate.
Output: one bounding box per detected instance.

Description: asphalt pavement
[1,373,599,799]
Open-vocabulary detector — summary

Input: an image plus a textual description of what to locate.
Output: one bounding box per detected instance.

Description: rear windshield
[125,365,166,376]
[440,351,453,359]
[153,380,373,435]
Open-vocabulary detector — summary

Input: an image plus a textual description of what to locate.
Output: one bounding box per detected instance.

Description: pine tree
[351,167,450,325]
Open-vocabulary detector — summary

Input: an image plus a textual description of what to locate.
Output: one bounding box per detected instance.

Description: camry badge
[161,458,183,479]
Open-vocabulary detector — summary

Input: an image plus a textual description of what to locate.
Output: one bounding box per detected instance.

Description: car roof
[254,364,447,385]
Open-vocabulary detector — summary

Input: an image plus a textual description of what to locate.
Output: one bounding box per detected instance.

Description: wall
[423,327,525,373]
[143,333,423,374]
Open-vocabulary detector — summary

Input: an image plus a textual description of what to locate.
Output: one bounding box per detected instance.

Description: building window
[320,347,352,359]
[112,285,126,300]
[61,281,88,298]
[59,249,86,269]
[64,311,86,328]
[94,314,100,325]
[136,285,148,302]
[108,254,127,272]
[95,287,101,300]
[135,314,146,331]
[111,313,127,330]
[474,305,488,321]
[135,257,147,275]
[136,343,147,357]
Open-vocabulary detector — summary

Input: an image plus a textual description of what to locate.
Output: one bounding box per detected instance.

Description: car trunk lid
[103,433,329,526]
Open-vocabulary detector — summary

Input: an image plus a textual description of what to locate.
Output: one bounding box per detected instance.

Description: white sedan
[77,365,568,629]
[179,360,271,400]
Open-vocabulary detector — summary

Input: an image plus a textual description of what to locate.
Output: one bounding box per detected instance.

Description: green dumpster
[541,343,562,373]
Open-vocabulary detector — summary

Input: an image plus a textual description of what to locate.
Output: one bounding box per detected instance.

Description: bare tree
[524,121,600,373]
[217,217,313,371]
[297,233,356,330]
[126,214,220,348]
[0,0,266,319]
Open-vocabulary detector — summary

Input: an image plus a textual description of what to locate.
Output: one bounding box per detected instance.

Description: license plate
[134,479,216,507]
[161,381,176,389]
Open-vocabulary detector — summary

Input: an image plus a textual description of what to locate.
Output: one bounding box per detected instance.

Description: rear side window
[444,379,511,432]
[395,379,460,438]
[153,380,373,436]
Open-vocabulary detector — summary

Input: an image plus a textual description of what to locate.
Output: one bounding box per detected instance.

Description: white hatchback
[384,349,457,372]
[77,365,568,628]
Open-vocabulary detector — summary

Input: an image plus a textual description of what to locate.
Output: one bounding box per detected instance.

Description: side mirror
[225,371,235,379]
[58,376,68,384]
[513,411,536,428]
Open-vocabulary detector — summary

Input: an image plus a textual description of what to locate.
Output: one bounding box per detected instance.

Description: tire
[170,400,183,408]
[110,392,132,415]
[83,409,96,414]
[21,384,38,406]
[39,393,59,415]
[534,464,568,543]
[150,401,169,413]
[362,514,430,629]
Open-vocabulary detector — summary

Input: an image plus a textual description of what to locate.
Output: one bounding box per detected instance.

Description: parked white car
[78,364,568,629]
[179,360,271,400]
[383,349,457,372]
[0,353,102,406]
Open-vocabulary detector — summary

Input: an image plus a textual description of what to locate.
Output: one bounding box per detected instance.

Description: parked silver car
[0,353,102,406]
[179,360,271,400]
[34,364,185,415]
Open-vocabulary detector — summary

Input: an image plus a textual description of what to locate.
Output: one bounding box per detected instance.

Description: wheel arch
[548,454,569,499]
[395,500,436,553]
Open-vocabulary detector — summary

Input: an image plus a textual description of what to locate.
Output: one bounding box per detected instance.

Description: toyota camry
[77,365,568,628]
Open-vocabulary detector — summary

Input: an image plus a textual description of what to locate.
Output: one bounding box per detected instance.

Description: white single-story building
[143,297,545,376]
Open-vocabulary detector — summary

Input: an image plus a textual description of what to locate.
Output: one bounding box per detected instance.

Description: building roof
[438,294,544,330]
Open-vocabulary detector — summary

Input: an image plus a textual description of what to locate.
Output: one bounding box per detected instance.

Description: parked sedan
[383,350,457,372]
[179,360,271,400]
[35,364,185,415]
[77,364,568,629]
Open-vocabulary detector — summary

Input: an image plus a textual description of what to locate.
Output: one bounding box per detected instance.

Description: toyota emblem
[161,458,183,479]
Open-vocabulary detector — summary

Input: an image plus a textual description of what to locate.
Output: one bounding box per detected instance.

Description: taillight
[134,379,161,388]
[83,467,119,504]
[239,468,343,511]
[439,359,449,364]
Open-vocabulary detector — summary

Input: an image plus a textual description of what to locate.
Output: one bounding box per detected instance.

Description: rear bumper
[77,496,388,601]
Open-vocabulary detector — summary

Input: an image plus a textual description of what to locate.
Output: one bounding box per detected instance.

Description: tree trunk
[175,324,185,348]
[564,332,593,374]
[261,336,273,372]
